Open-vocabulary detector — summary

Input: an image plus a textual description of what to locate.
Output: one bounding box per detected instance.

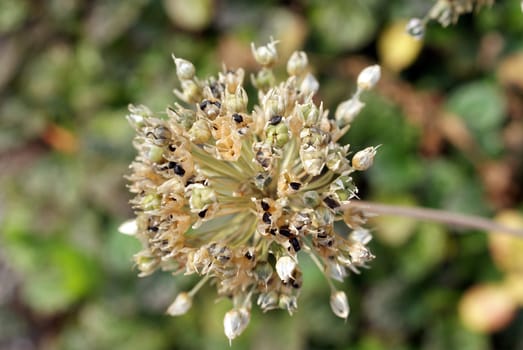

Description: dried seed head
[330,291,350,319]
[357,65,381,91]
[166,292,192,316]
[124,39,376,340]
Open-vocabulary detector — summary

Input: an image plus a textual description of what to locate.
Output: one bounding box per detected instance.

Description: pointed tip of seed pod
[118,219,137,236]
[330,290,350,320]
[166,292,192,316]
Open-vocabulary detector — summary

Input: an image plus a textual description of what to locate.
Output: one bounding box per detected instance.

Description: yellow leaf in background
[503,273,523,307]
[459,284,517,333]
[378,21,423,73]
[488,210,523,273]
[497,52,523,90]
[163,0,213,31]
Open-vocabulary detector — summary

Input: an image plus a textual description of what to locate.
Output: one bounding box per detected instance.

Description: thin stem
[343,200,523,238]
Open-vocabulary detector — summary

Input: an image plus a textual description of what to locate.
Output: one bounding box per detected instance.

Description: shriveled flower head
[123,38,377,341]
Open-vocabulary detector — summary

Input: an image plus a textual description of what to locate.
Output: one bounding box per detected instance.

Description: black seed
[173,163,185,176]
[323,196,339,209]
[279,226,291,237]
[199,100,209,110]
[262,212,272,224]
[212,100,221,108]
[232,113,243,123]
[261,200,270,211]
[289,237,301,252]
[244,251,253,260]
[168,144,176,152]
[269,228,277,235]
[147,226,159,233]
[198,209,208,218]
[269,115,282,125]
[291,279,301,289]
[289,182,301,190]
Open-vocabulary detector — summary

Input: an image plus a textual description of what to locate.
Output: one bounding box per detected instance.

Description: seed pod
[223,308,250,344]
[172,55,195,80]
[335,98,365,127]
[287,51,308,76]
[357,65,381,91]
[275,256,297,283]
[352,146,379,171]
[330,291,350,319]
[251,39,279,67]
[118,219,137,236]
[406,18,425,40]
[167,292,192,316]
[300,73,319,97]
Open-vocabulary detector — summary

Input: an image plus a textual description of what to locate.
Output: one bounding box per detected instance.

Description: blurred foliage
[0,0,522,349]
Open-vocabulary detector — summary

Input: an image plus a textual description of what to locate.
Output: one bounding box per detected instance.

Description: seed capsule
[167,292,192,316]
[330,291,350,319]
[406,18,425,40]
[224,308,250,344]
[172,55,195,80]
[357,65,381,91]
[276,256,297,283]
[287,51,308,76]
[352,146,379,171]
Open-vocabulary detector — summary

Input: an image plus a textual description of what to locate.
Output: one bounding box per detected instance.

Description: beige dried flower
[124,39,378,341]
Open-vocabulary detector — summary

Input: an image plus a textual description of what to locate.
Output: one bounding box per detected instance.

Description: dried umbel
[406,0,495,39]
[122,39,378,342]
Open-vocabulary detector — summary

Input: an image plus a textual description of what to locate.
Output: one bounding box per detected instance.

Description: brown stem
[344,200,523,238]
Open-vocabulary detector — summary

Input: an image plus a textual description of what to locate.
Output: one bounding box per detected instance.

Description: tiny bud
[172,55,195,80]
[299,73,319,97]
[357,65,381,91]
[351,146,379,171]
[287,51,308,76]
[330,290,350,319]
[335,98,365,126]
[118,219,137,236]
[166,292,192,316]
[224,308,250,344]
[275,256,297,283]
[406,18,425,40]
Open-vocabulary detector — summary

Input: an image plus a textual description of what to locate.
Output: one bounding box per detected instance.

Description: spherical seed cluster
[122,39,379,342]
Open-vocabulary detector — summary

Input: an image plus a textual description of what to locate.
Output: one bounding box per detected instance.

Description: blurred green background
[1,0,523,349]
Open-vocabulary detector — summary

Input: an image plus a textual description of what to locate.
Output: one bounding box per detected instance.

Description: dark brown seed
[269,115,282,125]
[262,212,272,224]
[289,182,301,190]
